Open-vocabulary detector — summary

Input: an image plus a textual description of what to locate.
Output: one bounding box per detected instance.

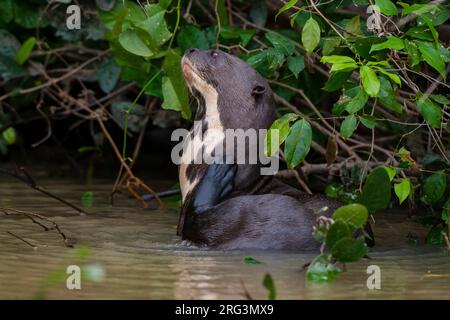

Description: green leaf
[302,17,321,54]
[417,42,446,79]
[332,203,369,230]
[118,30,153,57]
[250,0,268,27]
[383,166,396,181]
[97,58,121,93]
[431,94,450,105]
[307,254,342,283]
[378,77,403,113]
[360,66,380,97]
[442,198,450,222]
[421,171,446,205]
[0,30,20,59]
[426,226,446,246]
[373,67,401,86]
[287,55,305,78]
[331,238,368,263]
[137,11,172,48]
[344,87,368,114]
[358,166,391,213]
[323,71,351,92]
[374,0,398,16]
[2,127,16,145]
[263,273,276,300]
[177,25,209,52]
[275,0,298,20]
[81,191,94,207]
[370,37,404,52]
[0,0,14,23]
[322,37,341,56]
[243,256,262,264]
[162,50,190,119]
[326,220,351,249]
[321,55,356,64]
[417,96,442,129]
[394,178,412,205]
[265,113,298,157]
[15,37,36,65]
[340,114,357,139]
[284,119,312,168]
[404,40,421,66]
[266,32,295,56]
[361,115,376,129]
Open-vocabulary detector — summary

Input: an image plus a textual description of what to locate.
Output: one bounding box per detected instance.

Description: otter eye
[210,51,219,58]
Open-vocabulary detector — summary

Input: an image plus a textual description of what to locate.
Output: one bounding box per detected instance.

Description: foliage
[0,0,449,283]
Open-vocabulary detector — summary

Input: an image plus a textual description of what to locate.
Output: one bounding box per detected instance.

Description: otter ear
[252,84,266,97]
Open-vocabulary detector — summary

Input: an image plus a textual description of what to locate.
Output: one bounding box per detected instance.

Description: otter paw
[193,163,237,213]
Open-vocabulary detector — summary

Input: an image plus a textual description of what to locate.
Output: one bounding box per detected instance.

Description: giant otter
[177,48,371,250]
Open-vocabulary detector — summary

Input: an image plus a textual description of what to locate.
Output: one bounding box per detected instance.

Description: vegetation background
[0,0,449,280]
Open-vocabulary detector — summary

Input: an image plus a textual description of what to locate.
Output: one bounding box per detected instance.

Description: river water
[0,179,449,299]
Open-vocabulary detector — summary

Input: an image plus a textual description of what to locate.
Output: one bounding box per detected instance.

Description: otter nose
[185,48,198,55]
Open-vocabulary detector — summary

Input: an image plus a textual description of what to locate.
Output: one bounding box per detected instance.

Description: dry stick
[0,50,110,102]
[95,114,163,208]
[0,167,86,214]
[1,207,72,247]
[7,231,37,249]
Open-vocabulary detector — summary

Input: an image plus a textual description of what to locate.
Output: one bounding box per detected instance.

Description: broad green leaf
[323,71,351,92]
[394,178,412,205]
[426,226,446,246]
[344,87,368,114]
[332,203,369,229]
[306,254,342,283]
[284,119,312,168]
[340,114,357,139]
[322,37,341,56]
[383,166,396,181]
[431,94,450,105]
[345,16,363,35]
[421,171,446,205]
[97,58,121,93]
[302,17,321,54]
[360,66,380,97]
[0,30,20,58]
[118,30,153,57]
[177,25,210,52]
[404,40,421,66]
[417,96,442,129]
[263,273,276,300]
[15,37,36,65]
[137,11,172,48]
[250,0,268,27]
[358,166,391,212]
[266,32,295,56]
[402,3,438,15]
[417,42,446,79]
[265,113,298,156]
[370,37,404,52]
[321,55,356,64]
[216,0,229,26]
[0,0,13,23]
[2,127,16,145]
[374,0,398,16]
[287,55,305,78]
[373,67,401,86]
[162,50,190,119]
[442,198,450,222]
[326,220,351,249]
[378,77,403,113]
[275,0,298,20]
[331,238,368,263]
[361,115,376,129]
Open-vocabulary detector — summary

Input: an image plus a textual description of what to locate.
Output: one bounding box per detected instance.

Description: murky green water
[0,179,449,299]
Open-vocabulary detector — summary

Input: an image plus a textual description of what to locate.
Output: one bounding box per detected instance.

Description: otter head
[181,48,274,126]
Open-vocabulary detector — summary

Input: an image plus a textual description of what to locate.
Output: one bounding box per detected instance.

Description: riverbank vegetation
[0,0,448,282]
